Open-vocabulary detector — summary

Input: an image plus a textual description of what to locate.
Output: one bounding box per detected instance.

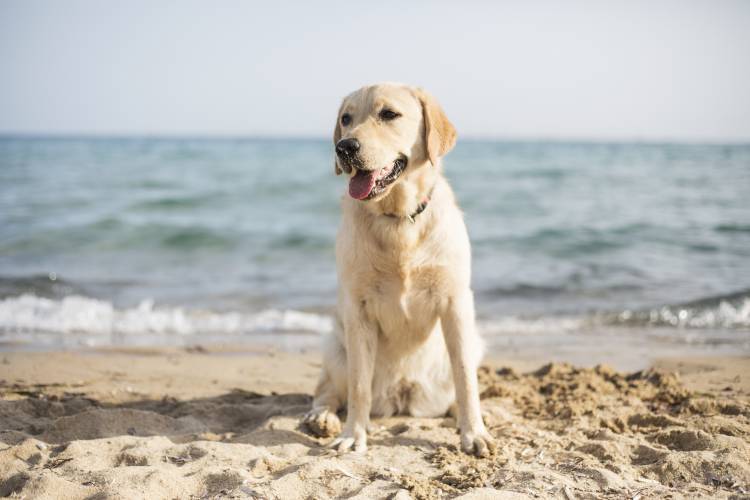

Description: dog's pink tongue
[348,169,378,200]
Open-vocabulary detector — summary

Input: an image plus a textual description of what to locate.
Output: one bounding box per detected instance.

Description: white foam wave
[0,294,333,337]
[612,298,750,329]
[478,298,750,336]
[1,293,747,347]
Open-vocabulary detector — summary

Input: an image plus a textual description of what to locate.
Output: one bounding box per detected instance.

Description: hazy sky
[2,1,749,141]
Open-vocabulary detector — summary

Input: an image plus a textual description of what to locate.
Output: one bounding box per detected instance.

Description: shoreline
[1,348,748,498]
[2,333,748,372]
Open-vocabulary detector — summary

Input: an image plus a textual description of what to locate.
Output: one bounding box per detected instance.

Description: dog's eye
[341,114,352,126]
[379,109,401,121]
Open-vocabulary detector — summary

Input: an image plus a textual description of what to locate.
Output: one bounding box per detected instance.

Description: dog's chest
[363,257,443,344]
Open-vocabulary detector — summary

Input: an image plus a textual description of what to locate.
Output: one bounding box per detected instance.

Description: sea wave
[601,290,750,330]
[1,288,749,345]
[0,275,83,300]
[0,294,333,337]
[480,292,750,335]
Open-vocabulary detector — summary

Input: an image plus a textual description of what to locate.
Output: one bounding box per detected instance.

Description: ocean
[1,137,749,365]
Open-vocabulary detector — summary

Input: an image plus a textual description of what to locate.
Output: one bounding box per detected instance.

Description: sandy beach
[3,1,749,498]
[0,347,747,499]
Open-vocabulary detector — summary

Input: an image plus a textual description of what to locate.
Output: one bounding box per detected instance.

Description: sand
[0,347,748,499]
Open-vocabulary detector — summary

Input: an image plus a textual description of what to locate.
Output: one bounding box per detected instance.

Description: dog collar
[383,188,433,223]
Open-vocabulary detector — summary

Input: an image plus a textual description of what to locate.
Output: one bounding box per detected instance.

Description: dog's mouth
[348,156,407,201]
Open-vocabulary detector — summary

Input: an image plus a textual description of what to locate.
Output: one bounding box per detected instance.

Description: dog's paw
[302,407,342,438]
[328,424,368,453]
[460,428,497,458]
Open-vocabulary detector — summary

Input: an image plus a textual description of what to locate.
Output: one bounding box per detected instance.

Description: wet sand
[0,347,748,499]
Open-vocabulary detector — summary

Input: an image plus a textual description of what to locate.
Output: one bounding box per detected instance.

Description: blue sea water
[1,137,749,361]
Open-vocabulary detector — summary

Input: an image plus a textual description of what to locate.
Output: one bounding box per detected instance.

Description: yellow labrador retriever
[303,82,495,456]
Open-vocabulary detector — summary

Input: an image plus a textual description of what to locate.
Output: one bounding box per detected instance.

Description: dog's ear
[333,100,344,175]
[415,88,456,166]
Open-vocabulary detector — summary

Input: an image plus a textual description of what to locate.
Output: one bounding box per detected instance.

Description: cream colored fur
[303,83,495,456]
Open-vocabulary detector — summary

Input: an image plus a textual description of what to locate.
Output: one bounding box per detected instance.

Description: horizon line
[1,131,749,147]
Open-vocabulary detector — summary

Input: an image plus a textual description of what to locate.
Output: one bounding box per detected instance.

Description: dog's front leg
[441,291,496,457]
[329,314,376,453]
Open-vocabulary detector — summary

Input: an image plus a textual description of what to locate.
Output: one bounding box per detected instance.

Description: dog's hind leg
[303,371,343,437]
[302,335,347,438]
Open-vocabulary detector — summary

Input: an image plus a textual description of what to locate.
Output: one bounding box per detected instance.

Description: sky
[1,0,749,141]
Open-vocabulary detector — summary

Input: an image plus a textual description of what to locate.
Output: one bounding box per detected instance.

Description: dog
[303,82,495,457]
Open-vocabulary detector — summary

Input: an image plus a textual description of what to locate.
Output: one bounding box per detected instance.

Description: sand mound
[1,360,748,499]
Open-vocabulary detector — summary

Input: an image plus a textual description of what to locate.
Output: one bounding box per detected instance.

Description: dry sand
[0,347,748,499]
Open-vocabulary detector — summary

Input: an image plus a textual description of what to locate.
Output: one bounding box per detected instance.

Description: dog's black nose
[336,138,360,157]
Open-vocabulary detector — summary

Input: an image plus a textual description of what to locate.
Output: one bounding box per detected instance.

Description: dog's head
[333,83,456,201]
